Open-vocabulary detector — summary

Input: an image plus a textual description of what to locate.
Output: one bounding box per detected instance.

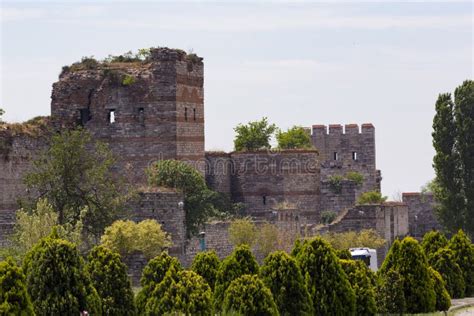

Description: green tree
[276,126,312,149]
[100,219,171,260]
[375,269,406,315]
[223,274,279,316]
[24,128,126,239]
[234,117,277,151]
[0,257,34,315]
[135,252,182,312]
[85,246,135,315]
[357,191,388,204]
[146,269,212,316]
[448,229,474,296]
[228,217,257,247]
[191,250,220,290]
[256,222,280,258]
[429,267,451,311]
[378,239,401,274]
[295,237,356,315]
[421,230,449,258]
[428,248,465,298]
[260,251,312,316]
[340,259,377,316]
[432,80,474,235]
[320,229,386,251]
[23,230,101,315]
[214,245,259,309]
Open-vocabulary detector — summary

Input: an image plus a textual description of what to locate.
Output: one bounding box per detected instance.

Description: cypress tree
[85,246,135,315]
[429,267,451,311]
[260,251,312,316]
[340,259,377,316]
[375,269,406,314]
[0,258,34,315]
[223,274,279,316]
[429,248,465,298]
[191,250,220,290]
[421,230,448,258]
[213,244,259,309]
[295,237,356,315]
[448,229,474,296]
[378,239,401,275]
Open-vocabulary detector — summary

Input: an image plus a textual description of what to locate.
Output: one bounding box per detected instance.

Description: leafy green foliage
[122,74,136,86]
[320,210,337,224]
[24,128,126,239]
[276,126,312,149]
[23,230,101,315]
[320,229,386,250]
[432,80,474,236]
[448,229,474,296]
[346,171,364,185]
[223,274,279,316]
[228,217,257,247]
[328,175,344,194]
[340,259,377,316]
[146,269,212,315]
[100,219,171,260]
[233,117,277,151]
[429,248,465,299]
[256,222,279,258]
[378,239,401,274]
[214,245,259,309]
[429,267,451,311]
[375,269,406,314]
[0,257,34,315]
[85,246,135,315]
[357,191,388,204]
[421,230,449,258]
[295,237,356,315]
[191,250,220,291]
[260,251,312,316]
[135,252,182,312]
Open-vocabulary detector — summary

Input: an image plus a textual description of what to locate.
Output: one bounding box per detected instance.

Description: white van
[350,248,378,272]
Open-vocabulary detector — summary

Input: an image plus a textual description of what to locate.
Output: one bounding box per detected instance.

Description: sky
[1,1,472,199]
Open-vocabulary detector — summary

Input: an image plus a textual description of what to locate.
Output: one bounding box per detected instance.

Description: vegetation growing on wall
[234,117,277,151]
[276,126,313,150]
[319,229,386,250]
[357,191,388,204]
[328,175,344,194]
[346,171,364,185]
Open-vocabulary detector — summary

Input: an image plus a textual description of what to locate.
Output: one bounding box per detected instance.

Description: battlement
[311,123,375,136]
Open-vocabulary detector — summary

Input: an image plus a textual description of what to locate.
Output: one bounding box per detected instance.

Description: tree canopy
[234,117,277,151]
[276,126,312,149]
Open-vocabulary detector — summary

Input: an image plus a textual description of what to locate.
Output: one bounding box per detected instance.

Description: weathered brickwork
[403,192,442,238]
[320,179,358,215]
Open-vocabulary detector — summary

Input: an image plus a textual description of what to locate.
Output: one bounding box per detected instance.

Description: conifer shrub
[85,246,135,315]
[145,268,212,315]
[295,237,356,315]
[214,244,259,309]
[336,248,352,259]
[448,229,474,296]
[421,230,448,258]
[260,251,312,316]
[378,239,401,274]
[396,237,436,313]
[429,248,465,298]
[340,259,377,316]
[223,274,279,316]
[375,269,406,314]
[22,230,101,315]
[429,267,451,311]
[0,258,34,315]
[191,250,220,290]
[135,252,181,312]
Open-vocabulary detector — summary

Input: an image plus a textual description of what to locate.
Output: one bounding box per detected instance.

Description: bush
[320,229,386,251]
[228,217,257,247]
[421,230,449,258]
[214,245,259,309]
[23,230,101,315]
[122,74,136,86]
[429,248,465,298]
[0,258,34,315]
[357,191,387,204]
[328,175,344,194]
[256,222,279,258]
[376,269,406,314]
[429,267,451,311]
[146,269,212,315]
[191,250,220,290]
[85,246,135,315]
[320,210,337,224]
[340,259,377,316]
[448,229,474,296]
[233,117,277,151]
[378,239,401,274]
[346,171,364,185]
[135,252,182,312]
[276,126,312,150]
[260,251,312,316]
[100,219,172,260]
[295,237,356,315]
[223,274,279,316]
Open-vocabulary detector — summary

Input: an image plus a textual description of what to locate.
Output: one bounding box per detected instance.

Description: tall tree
[276,126,312,149]
[233,117,277,151]
[432,80,474,235]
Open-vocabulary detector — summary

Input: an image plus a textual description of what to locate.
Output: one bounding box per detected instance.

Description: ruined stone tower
[51,48,205,184]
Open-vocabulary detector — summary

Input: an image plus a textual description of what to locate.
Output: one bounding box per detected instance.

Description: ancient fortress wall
[403,192,442,238]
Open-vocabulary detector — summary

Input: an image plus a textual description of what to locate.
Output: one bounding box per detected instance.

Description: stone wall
[320,179,358,215]
[205,152,232,196]
[402,192,442,239]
